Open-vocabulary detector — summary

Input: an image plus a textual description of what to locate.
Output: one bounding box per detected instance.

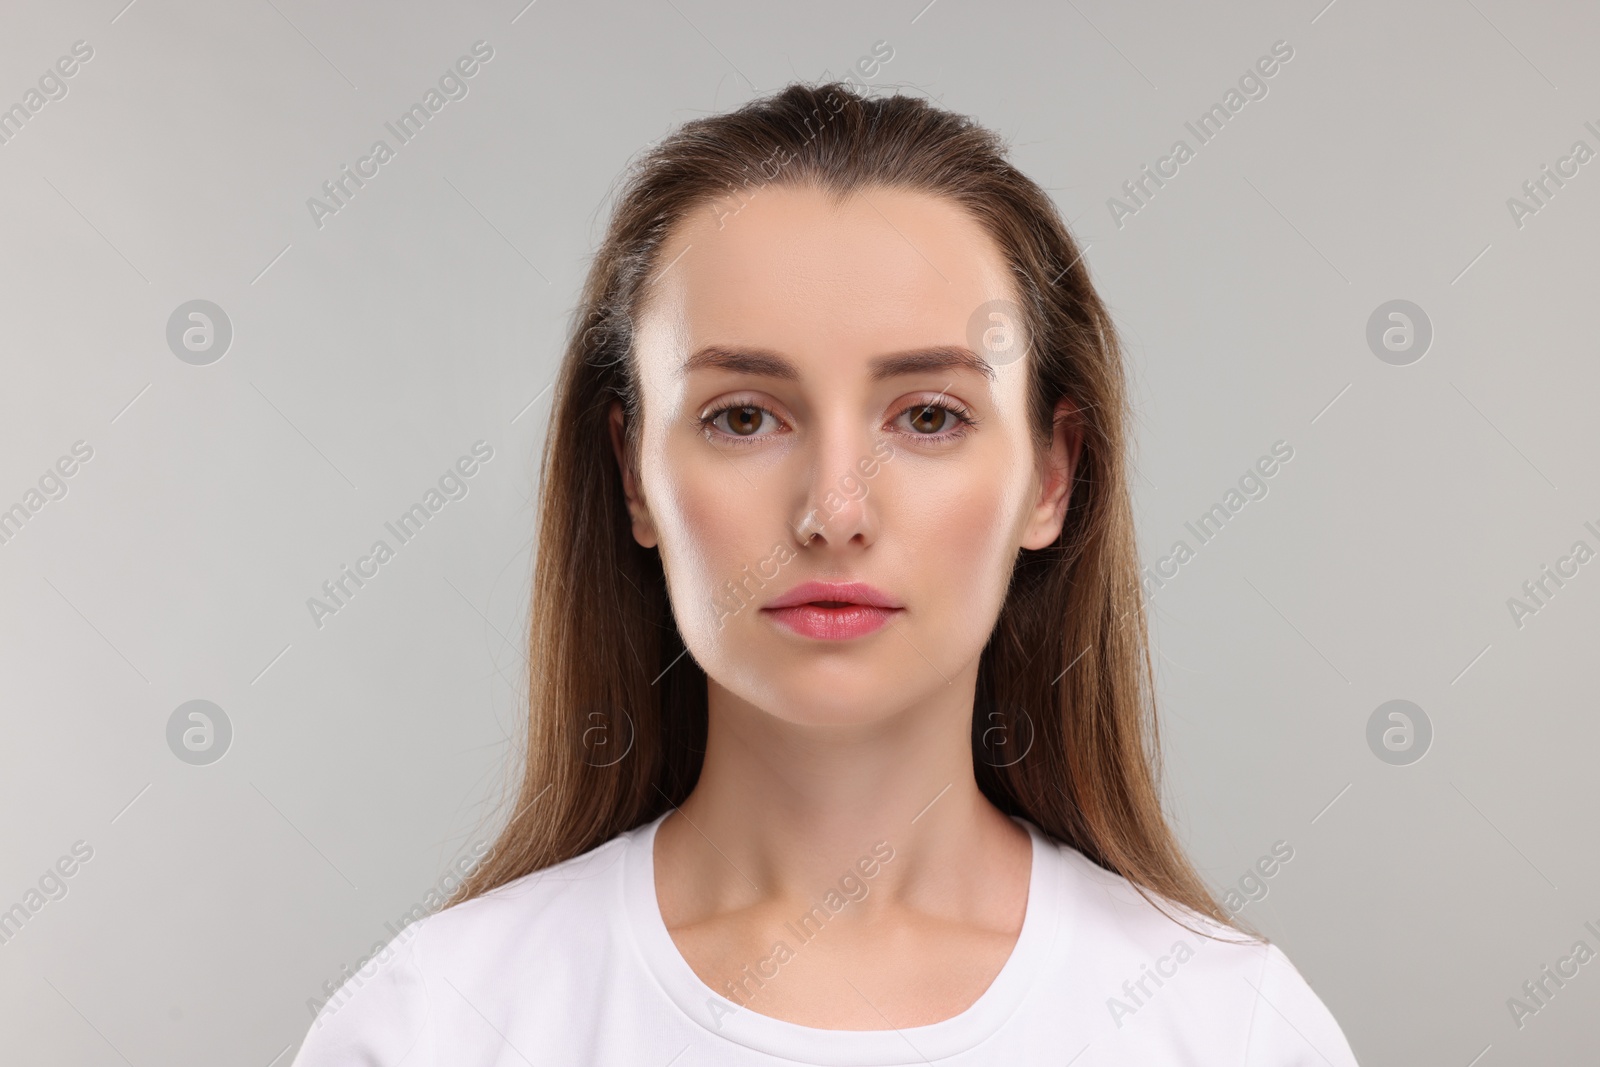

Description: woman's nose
[790,422,879,549]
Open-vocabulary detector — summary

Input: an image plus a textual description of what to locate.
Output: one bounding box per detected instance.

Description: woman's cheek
[909,475,1017,627]
[921,459,1015,553]
[657,477,780,639]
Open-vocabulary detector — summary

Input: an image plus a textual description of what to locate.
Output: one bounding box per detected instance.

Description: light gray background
[2,0,1596,1063]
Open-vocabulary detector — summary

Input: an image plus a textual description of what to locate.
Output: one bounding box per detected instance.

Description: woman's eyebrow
[873,345,998,383]
[680,344,996,383]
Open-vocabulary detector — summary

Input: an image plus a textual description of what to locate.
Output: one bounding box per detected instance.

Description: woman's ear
[609,400,659,549]
[1019,397,1083,551]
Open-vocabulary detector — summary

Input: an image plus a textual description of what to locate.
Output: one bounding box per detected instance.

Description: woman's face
[613,183,1078,727]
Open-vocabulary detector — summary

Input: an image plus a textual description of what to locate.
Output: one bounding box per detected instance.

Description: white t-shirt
[291,812,1360,1065]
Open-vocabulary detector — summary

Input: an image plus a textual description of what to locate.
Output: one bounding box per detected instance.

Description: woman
[293,82,1360,1064]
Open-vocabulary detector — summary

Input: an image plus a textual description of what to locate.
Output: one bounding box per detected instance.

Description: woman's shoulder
[1042,838,1360,1064]
[425,828,633,951]
[1047,839,1256,955]
[288,827,638,1067]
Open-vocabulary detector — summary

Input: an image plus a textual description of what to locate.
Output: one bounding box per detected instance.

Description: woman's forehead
[639,184,1018,370]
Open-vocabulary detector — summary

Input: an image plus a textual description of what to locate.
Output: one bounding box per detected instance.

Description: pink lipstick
[760,580,904,640]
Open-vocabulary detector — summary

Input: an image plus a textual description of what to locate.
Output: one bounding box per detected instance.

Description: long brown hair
[452,81,1251,939]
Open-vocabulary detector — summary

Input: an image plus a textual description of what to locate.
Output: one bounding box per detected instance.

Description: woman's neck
[657,672,1030,928]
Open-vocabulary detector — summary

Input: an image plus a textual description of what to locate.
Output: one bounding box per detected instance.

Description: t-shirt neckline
[621,809,1062,1064]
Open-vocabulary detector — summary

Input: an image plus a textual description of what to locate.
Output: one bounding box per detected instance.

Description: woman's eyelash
[699,400,978,445]
[897,399,978,440]
[699,403,780,444]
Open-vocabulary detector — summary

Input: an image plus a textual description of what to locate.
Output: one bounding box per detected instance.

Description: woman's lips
[759,580,904,640]
[761,602,902,640]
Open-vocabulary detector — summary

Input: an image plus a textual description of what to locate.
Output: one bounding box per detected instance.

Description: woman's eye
[704,400,972,445]
[906,404,952,434]
[706,405,780,440]
[898,402,973,440]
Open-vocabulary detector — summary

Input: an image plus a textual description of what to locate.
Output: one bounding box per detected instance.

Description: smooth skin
[608,183,1083,1029]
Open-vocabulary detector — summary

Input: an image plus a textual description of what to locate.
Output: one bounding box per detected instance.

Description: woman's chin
[714,675,919,730]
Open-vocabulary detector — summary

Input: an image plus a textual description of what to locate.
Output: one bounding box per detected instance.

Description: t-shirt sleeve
[1243,943,1360,1066]
[289,924,432,1067]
